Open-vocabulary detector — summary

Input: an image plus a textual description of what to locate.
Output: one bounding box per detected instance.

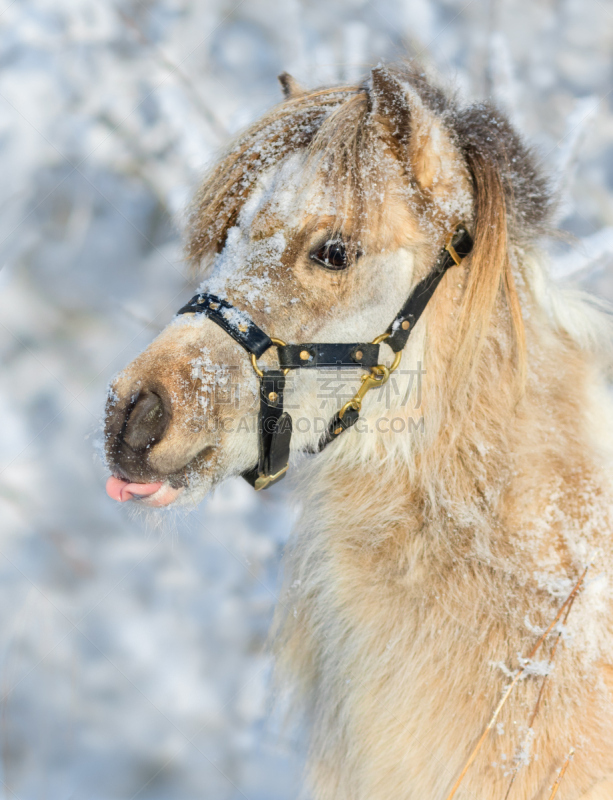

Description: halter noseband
[177,225,473,490]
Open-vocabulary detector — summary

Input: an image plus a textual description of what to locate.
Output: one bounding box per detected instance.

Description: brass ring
[270,337,290,376]
[250,353,264,378]
[370,364,390,382]
[339,398,360,420]
[250,337,290,377]
[371,333,402,374]
[444,223,466,267]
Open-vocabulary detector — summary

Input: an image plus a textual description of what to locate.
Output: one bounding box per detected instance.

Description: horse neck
[297,307,604,581]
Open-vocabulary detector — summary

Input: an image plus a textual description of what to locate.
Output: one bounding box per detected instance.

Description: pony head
[103,63,549,507]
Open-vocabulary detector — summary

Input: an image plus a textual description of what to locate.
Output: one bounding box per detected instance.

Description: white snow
[1,1,613,799]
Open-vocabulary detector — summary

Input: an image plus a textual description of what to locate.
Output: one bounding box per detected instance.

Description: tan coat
[104,63,613,798]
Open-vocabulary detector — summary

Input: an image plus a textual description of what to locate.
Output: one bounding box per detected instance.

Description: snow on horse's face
[103,69,472,507]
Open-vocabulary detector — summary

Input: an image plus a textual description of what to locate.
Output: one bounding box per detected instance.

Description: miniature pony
[104,63,613,799]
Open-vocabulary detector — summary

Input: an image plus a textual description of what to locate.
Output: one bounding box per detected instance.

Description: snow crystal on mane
[193,158,321,308]
[517,656,552,678]
[491,660,518,679]
[510,727,536,771]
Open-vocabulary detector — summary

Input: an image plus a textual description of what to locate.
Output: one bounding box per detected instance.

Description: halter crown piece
[177,225,473,490]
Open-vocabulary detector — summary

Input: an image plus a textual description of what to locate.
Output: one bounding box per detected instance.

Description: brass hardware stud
[402,319,410,331]
[300,350,311,361]
[334,427,342,435]
[354,349,363,360]
[209,301,220,310]
[238,323,248,332]
[268,391,278,404]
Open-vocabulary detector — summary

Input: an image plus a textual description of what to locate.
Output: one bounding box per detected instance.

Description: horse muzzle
[104,381,211,505]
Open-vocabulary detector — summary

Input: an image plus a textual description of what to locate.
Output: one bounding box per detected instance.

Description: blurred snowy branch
[1,1,613,798]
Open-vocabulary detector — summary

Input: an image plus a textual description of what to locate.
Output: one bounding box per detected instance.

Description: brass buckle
[254,465,289,491]
[444,228,462,267]
[338,333,402,420]
[250,337,290,377]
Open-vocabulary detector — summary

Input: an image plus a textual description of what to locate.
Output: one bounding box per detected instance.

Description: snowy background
[1,1,613,798]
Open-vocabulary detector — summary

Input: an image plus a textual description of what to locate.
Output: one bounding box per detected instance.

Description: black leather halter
[177,225,473,490]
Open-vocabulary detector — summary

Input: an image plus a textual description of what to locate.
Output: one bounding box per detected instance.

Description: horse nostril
[122,390,169,452]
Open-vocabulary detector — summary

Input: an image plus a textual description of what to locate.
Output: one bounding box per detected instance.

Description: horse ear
[278,72,306,99]
[369,66,462,198]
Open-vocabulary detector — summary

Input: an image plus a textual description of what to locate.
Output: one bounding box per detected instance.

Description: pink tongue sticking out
[106,476,162,502]
[106,477,184,507]
[105,476,183,507]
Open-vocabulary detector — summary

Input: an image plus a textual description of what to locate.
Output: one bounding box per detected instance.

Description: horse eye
[311,240,348,270]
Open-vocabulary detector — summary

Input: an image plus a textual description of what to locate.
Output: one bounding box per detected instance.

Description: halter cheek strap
[177,224,473,490]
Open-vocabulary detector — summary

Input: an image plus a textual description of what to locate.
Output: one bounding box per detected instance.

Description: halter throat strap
[177,224,473,490]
